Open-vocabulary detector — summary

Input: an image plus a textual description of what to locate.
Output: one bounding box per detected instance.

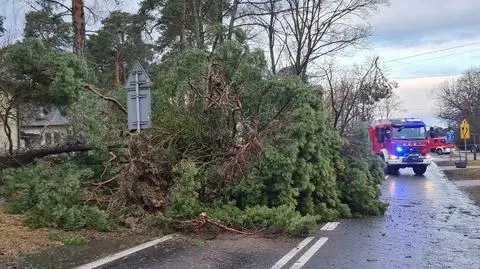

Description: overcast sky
[2,0,479,127]
[341,0,480,127]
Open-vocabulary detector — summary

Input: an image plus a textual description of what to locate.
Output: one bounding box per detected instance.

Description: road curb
[73,233,177,269]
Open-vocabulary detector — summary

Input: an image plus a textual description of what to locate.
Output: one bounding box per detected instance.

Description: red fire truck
[368,118,432,175]
[428,136,455,155]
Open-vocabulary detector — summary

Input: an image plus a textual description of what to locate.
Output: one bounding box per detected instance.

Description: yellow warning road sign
[460,119,470,140]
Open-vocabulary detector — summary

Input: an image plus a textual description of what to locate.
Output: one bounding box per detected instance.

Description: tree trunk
[115,38,125,86]
[180,0,186,43]
[2,115,12,156]
[217,0,224,44]
[72,0,86,57]
[227,0,239,41]
[192,0,204,48]
[115,49,122,86]
[268,0,276,74]
[0,144,124,169]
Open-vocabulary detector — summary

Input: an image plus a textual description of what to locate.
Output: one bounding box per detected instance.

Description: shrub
[209,204,317,237]
[337,124,388,217]
[4,160,111,231]
[168,162,204,219]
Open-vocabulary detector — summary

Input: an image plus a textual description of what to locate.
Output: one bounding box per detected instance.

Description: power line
[382,41,480,63]
[388,47,480,70]
[391,73,461,80]
[336,41,480,68]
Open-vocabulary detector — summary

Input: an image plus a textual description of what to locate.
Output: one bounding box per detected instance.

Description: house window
[45,133,52,145]
[54,132,61,144]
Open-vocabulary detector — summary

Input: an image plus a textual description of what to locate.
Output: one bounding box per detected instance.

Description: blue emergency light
[403,118,422,122]
[396,146,403,153]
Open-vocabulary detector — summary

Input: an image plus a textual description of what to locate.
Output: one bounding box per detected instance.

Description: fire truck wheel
[385,166,399,175]
[436,148,443,155]
[413,165,427,176]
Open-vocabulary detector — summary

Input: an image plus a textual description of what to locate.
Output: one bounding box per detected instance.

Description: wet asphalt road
[99,164,480,269]
[306,164,480,269]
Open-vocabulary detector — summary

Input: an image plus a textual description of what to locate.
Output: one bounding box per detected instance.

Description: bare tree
[235,0,387,78]
[374,91,402,119]
[232,0,285,74]
[437,68,480,134]
[321,57,396,136]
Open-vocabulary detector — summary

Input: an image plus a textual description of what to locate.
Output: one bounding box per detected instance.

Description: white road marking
[320,222,339,231]
[73,234,177,269]
[270,237,315,269]
[289,237,329,269]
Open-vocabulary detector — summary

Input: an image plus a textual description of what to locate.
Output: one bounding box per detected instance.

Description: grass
[62,236,89,246]
[435,159,480,167]
[461,186,480,207]
[49,231,89,246]
[194,239,205,247]
[443,168,480,180]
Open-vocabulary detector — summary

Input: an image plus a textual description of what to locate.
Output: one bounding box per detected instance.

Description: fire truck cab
[368,118,432,175]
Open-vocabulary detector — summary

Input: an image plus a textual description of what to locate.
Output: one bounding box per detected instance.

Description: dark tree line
[437,68,480,135]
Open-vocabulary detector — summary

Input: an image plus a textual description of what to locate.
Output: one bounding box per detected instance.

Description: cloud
[393,75,460,127]
[369,0,480,47]
[336,38,480,79]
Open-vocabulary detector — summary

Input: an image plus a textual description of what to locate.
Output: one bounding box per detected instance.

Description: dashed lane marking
[270,221,339,269]
[320,222,339,231]
[74,234,177,269]
[289,237,329,269]
[270,237,315,269]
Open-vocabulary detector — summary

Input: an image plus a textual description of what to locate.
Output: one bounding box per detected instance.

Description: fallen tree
[0,144,126,168]
[1,37,388,237]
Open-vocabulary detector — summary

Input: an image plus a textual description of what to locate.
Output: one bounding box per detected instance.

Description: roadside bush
[209,204,317,236]
[168,162,204,219]
[4,160,112,231]
[337,124,388,217]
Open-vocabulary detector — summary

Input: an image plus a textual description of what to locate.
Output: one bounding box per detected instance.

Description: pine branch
[84,84,127,115]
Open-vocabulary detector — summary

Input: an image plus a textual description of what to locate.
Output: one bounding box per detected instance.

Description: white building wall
[0,115,19,153]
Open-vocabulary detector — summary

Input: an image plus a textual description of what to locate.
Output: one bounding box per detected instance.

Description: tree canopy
[24,9,72,51]
[87,11,153,86]
[437,68,480,134]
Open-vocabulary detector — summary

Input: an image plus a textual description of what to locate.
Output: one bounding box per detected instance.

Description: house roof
[21,105,71,127]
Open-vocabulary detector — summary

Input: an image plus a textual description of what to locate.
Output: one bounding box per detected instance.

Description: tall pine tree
[87,11,153,86]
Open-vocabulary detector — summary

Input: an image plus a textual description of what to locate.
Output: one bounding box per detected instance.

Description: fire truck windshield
[392,126,426,140]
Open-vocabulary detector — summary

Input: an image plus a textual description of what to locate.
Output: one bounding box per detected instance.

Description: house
[19,105,70,150]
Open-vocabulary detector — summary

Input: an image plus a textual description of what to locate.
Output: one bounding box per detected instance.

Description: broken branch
[92,173,121,190]
[85,84,127,115]
[183,212,261,235]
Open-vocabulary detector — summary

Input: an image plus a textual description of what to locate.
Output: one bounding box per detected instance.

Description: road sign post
[125,61,152,132]
[446,130,455,161]
[474,135,477,161]
[460,119,471,163]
